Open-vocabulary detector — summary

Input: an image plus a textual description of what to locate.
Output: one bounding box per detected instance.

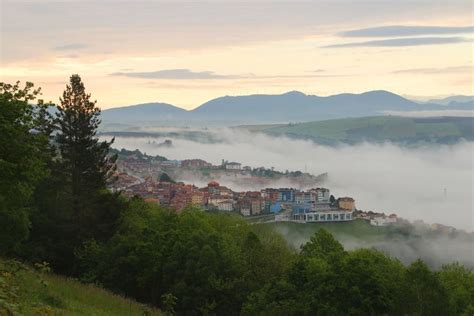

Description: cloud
[111,69,250,80]
[3,1,472,63]
[324,36,471,48]
[339,25,474,37]
[110,69,352,80]
[53,43,88,51]
[392,65,474,74]
[104,129,474,232]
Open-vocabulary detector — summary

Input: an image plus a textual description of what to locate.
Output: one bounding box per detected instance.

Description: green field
[0,258,161,315]
[259,116,473,145]
[261,219,389,248]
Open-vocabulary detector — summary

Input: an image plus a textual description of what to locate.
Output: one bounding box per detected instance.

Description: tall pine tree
[55,74,117,240]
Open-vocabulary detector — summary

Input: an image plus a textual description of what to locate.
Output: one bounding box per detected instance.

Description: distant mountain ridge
[101,90,474,125]
[427,95,474,106]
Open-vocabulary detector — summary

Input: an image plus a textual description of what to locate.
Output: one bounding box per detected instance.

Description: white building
[240,208,251,217]
[292,210,353,223]
[208,197,233,211]
[216,200,234,211]
[225,162,242,170]
[314,188,330,203]
[370,216,397,226]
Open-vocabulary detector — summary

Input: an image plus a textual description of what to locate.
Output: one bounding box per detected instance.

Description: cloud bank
[392,65,473,74]
[104,128,474,232]
[111,69,249,80]
[324,36,470,48]
[339,25,474,37]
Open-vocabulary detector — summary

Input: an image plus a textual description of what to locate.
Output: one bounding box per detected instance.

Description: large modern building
[292,209,353,222]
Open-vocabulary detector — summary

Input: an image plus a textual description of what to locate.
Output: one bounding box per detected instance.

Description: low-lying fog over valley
[103,127,474,232]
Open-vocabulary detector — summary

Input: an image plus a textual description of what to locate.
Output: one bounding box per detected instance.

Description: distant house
[216,200,234,211]
[338,197,356,211]
[160,160,181,168]
[240,207,251,217]
[181,159,212,169]
[370,215,397,226]
[225,162,241,170]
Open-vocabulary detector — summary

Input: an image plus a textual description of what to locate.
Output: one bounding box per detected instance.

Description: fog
[106,128,473,232]
[384,110,474,117]
[273,223,474,268]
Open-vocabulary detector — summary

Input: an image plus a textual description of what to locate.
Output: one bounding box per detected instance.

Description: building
[338,197,355,211]
[240,207,251,217]
[225,162,242,170]
[295,191,316,206]
[313,188,330,203]
[160,160,181,168]
[278,188,297,202]
[181,159,212,169]
[216,200,234,211]
[261,188,279,202]
[250,198,263,215]
[293,209,353,222]
[270,202,283,213]
[191,192,207,206]
[370,215,397,226]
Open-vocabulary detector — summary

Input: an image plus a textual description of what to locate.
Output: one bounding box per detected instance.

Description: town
[110,148,400,226]
[110,147,328,189]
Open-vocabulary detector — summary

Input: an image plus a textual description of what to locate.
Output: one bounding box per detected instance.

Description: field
[259,116,473,145]
[0,258,161,315]
[260,219,389,248]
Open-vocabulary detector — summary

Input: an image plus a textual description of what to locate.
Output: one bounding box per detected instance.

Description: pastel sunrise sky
[1,0,473,109]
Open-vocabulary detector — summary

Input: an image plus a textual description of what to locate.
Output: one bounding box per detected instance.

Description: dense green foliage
[75,200,293,315]
[109,147,168,162]
[1,77,473,315]
[0,82,52,254]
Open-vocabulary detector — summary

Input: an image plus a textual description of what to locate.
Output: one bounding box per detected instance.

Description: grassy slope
[260,219,393,249]
[0,258,161,315]
[261,116,471,144]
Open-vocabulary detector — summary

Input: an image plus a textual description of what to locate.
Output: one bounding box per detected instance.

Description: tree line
[1,76,473,315]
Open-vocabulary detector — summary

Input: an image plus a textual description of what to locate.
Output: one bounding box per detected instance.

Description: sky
[1,0,473,109]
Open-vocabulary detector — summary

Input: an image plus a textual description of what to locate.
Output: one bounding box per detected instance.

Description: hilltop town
[110,148,403,226]
[111,147,327,188]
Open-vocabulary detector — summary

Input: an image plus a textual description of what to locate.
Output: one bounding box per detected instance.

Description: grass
[262,219,390,249]
[0,258,162,316]
[260,116,470,144]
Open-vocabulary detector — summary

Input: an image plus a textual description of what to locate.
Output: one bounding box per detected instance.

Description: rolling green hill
[0,258,161,315]
[260,116,473,145]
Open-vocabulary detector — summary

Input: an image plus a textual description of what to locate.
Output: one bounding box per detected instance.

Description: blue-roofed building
[270,202,283,213]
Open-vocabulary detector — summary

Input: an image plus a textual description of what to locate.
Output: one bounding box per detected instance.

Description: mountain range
[101,90,474,126]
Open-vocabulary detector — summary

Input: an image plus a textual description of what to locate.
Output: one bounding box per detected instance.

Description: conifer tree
[55,74,117,234]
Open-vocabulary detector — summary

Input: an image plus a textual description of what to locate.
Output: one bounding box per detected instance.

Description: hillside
[0,258,161,315]
[100,90,474,126]
[259,116,474,145]
[262,219,474,268]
